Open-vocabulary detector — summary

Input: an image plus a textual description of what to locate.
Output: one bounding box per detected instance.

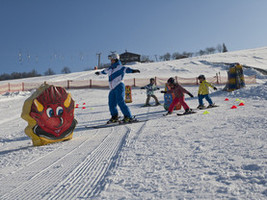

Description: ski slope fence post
[155,77,157,85]
[22,82,24,91]
[175,76,178,83]
[67,80,70,89]
[133,78,136,87]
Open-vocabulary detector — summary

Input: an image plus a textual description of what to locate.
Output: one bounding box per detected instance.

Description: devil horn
[64,93,72,108]
[34,99,44,112]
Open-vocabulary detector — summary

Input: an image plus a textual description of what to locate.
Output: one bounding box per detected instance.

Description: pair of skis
[163,104,219,116]
[85,118,148,129]
[85,105,219,129]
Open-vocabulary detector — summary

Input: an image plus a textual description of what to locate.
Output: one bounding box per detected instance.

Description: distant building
[119,51,141,65]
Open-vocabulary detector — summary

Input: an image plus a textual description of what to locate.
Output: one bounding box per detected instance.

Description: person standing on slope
[197,74,217,109]
[141,78,161,106]
[95,53,140,123]
[161,77,194,115]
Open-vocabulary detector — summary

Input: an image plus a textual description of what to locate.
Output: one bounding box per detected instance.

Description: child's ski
[141,104,162,107]
[177,111,197,116]
[197,105,219,110]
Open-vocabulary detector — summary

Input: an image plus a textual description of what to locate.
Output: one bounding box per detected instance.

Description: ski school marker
[239,102,245,106]
[203,110,210,115]
[75,106,94,110]
[231,105,238,109]
[224,98,229,101]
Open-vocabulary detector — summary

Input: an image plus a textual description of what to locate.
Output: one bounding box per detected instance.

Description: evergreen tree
[222,43,228,52]
[61,66,71,74]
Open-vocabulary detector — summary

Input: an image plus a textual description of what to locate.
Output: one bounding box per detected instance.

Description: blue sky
[1,0,267,74]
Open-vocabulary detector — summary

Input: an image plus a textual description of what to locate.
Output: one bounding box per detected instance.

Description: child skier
[95,53,140,123]
[197,74,217,109]
[161,77,194,115]
[141,78,160,106]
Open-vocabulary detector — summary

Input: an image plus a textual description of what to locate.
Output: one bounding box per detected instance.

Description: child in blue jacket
[95,53,140,123]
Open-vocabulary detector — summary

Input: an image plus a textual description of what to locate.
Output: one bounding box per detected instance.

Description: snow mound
[227,82,267,100]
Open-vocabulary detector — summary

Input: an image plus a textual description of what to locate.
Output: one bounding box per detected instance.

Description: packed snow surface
[0,47,266,199]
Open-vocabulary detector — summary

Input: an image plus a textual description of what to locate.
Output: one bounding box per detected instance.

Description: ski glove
[214,87,217,90]
[188,93,194,98]
[161,91,167,94]
[132,69,140,73]
[95,72,100,75]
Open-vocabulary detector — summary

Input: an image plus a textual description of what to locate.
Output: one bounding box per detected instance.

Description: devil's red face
[30,86,76,139]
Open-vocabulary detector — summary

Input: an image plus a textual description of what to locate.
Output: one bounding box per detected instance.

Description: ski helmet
[198,75,205,80]
[108,53,120,60]
[167,77,175,84]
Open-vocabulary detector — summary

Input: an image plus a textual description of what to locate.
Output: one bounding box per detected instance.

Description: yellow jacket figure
[198,80,215,95]
[197,75,217,109]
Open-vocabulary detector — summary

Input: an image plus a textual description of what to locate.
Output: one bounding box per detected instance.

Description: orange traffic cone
[239,102,245,106]
[224,98,229,101]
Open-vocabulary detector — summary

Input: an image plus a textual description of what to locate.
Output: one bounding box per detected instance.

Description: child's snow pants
[168,96,189,113]
[108,83,132,118]
[198,94,213,106]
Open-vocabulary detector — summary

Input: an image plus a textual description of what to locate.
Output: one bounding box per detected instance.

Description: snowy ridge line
[0,130,103,199]
[42,126,131,199]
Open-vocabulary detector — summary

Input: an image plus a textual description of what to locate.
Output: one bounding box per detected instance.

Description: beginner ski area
[0,47,266,199]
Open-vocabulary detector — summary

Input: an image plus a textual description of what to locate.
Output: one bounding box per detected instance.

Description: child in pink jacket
[161,77,194,115]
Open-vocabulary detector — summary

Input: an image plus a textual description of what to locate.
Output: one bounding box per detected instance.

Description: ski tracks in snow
[0,122,146,199]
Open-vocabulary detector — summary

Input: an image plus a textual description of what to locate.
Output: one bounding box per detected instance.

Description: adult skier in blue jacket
[95,53,140,123]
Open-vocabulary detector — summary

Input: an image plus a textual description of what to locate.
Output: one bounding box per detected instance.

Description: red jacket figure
[161,77,194,115]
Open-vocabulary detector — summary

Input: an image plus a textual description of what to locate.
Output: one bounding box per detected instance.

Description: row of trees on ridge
[1,43,228,81]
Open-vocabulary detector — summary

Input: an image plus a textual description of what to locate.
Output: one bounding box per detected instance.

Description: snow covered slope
[1,46,267,84]
[0,47,266,199]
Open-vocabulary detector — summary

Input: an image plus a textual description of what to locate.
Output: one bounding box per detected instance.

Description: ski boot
[197,105,205,109]
[107,115,119,124]
[121,116,136,123]
[207,104,216,108]
[183,108,193,114]
[163,111,172,116]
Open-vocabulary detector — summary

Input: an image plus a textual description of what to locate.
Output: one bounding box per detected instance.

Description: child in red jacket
[161,77,194,115]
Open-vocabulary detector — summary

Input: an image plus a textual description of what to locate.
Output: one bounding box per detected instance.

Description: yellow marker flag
[203,110,210,115]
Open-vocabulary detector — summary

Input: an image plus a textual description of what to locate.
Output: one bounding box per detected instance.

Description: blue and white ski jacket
[100,60,134,90]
